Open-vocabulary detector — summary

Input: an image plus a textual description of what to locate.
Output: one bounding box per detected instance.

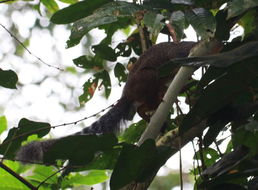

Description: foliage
[0,0,258,189]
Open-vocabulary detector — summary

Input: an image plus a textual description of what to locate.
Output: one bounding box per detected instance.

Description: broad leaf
[57,0,78,4]
[79,70,111,105]
[0,116,7,135]
[82,149,121,170]
[64,170,108,186]
[170,11,187,41]
[26,165,58,185]
[110,140,171,190]
[0,118,50,159]
[114,63,127,86]
[228,0,258,19]
[44,134,118,165]
[73,55,103,70]
[143,11,165,41]
[0,162,29,190]
[66,1,141,47]
[51,0,110,24]
[119,120,146,144]
[41,0,59,14]
[0,69,18,89]
[180,57,258,134]
[92,44,117,62]
[186,8,216,38]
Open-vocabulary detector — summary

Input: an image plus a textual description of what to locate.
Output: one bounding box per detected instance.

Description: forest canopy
[0,0,258,190]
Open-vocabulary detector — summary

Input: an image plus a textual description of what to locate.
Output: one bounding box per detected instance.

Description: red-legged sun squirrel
[16,41,197,163]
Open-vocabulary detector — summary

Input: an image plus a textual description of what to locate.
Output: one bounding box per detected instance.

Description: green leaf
[194,148,220,167]
[79,76,98,105]
[73,55,104,70]
[79,70,112,105]
[186,8,216,39]
[233,128,258,156]
[0,118,50,159]
[228,0,258,19]
[26,165,58,185]
[51,0,110,24]
[239,10,257,37]
[170,11,187,41]
[41,0,59,14]
[143,11,165,41]
[92,44,117,62]
[120,120,146,144]
[57,0,78,4]
[180,57,258,134]
[110,140,171,190]
[67,170,108,186]
[0,69,18,89]
[95,70,111,99]
[114,63,127,86]
[0,167,29,190]
[115,42,132,57]
[66,1,141,48]
[44,134,118,165]
[83,149,121,170]
[0,116,7,135]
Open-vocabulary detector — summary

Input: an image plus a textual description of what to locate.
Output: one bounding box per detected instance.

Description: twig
[135,11,148,52]
[0,23,63,71]
[166,23,178,43]
[1,101,117,147]
[198,135,206,171]
[36,166,67,189]
[191,141,201,181]
[0,162,37,190]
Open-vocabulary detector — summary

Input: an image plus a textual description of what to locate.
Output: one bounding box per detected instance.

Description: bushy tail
[16,97,133,163]
[78,96,133,135]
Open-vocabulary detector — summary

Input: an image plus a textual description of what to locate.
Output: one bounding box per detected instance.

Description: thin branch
[138,66,196,145]
[192,141,201,182]
[1,101,117,147]
[138,39,223,145]
[0,162,37,190]
[198,135,206,171]
[120,39,223,190]
[0,23,63,71]
[135,11,148,52]
[36,166,67,189]
[166,23,178,43]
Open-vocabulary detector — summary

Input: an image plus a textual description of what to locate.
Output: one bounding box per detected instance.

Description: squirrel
[16,41,197,163]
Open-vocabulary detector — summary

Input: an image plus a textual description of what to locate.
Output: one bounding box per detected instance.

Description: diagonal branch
[0,162,37,190]
[138,39,223,145]
[121,39,223,190]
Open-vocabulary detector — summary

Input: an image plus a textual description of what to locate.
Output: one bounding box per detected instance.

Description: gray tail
[79,96,133,135]
[16,96,133,163]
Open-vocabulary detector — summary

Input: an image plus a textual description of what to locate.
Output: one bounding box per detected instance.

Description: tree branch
[121,39,223,190]
[0,162,37,190]
[138,39,223,146]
